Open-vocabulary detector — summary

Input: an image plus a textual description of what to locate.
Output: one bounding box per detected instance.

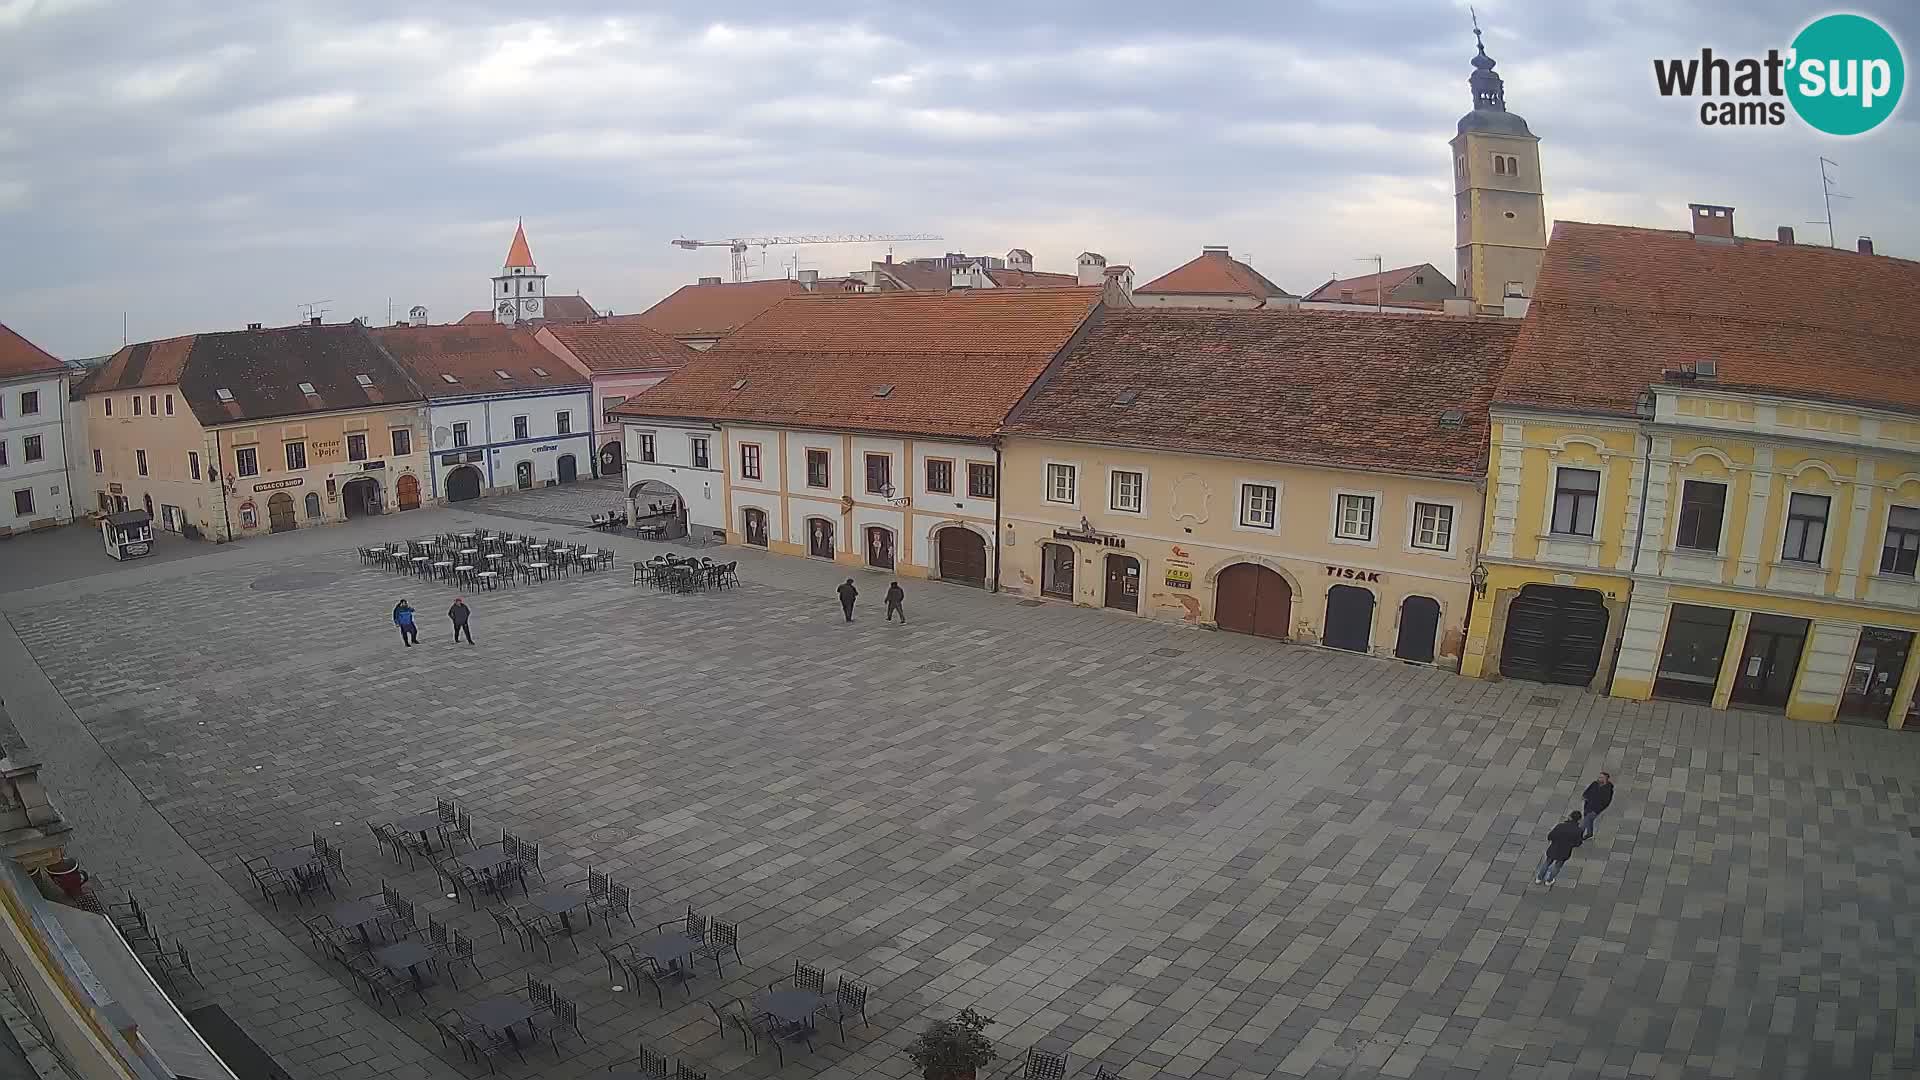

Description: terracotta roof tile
[986,268,1080,288]
[878,263,954,291]
[373,323,586,397]
[1499,221,1920,418]
[541,317,699,374]
[503,221,535,268]
[1135,250,1295,300]
[1005,309,1518,479]
[78,334,198,397]
[0,321,66,378]
[1304,264,1437,303]
[634,279,807,340]
[616,287,1106,440]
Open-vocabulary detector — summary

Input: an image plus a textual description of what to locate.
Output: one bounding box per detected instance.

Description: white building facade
[0,366,74,535]
[427,387,594,501]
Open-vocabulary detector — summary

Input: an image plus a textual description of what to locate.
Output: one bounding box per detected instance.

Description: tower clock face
[497,301,515,317]
[521,298,540,312]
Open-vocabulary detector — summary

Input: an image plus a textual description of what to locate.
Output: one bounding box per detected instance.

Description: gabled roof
[1005,309,1518,479]
[876,262,954,291]
[85,323,425,425]
[987,268,1079,288]
[1135,249,1295,300]
[615,287,1108,440]
[540,317,699,374]
[1303,264,1446,303]
[457,294,599,326]
[374,323,586,398]
[504,221,535,269]
[0,321,66,379]
[1498,221,1920,418]
[634,279,808,340]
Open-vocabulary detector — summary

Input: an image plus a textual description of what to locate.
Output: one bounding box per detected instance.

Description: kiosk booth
[102,509,154,560]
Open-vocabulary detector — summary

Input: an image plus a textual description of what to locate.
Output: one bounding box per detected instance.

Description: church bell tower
[1450,26,1546,315]
[491,220,546,325]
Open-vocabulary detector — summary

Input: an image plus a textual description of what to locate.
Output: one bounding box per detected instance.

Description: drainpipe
[1606,419,1656,694]
[991,442,1003,593]
[58,380,76,521]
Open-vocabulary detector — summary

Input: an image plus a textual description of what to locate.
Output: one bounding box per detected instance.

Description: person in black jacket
[449,597,474,644]
[1535,811,1585,886]
[837,578,859,623]
[884,581,906,623]
[1581,771,1615,839]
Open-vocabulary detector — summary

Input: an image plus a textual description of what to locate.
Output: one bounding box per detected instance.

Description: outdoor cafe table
[529,889,590,935]
[432,560,453,581]
[457,548,478,561]
[266,847,317,872]
[329,899,382,946]
[457,846,517,896]
[527,561,550,581]
[373,940,435,988]
[758,989,826,1025]
[639,933,698,973]
[462,996,539,1046]
[392,811,443,852]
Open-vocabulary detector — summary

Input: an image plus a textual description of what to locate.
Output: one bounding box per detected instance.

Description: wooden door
[743,508,768,547]
[1324,585,1375,652]
[267,492,296,533]
[557,455,578,483]
[866,527,895,569]
[1394,596,1441,663]
[1499,585,1609,686]
[808,518,835,559]
[1104,554,1140,612]
[937,528,987,587]
[396,474,420,510]
[1215,563,1291,640]
[446,466,481,502]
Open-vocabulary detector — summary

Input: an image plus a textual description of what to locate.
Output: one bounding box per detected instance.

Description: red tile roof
[987,268,1080,288]
[615,287,1107,440]
[877,262,955,291]
[503,221,535,268]
[634,279,808,340]
[541,317,698,374]
[1304,265,1431,303]
[1005,309,1519,479]
[457,294,599,326]
[0,321,65,378]
[77,334,198,396]
[373,323,586,398]
[1499,221,1920,418]
[1135,250,1295,300]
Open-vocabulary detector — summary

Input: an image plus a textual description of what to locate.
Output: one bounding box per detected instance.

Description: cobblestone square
[3,494,1918,1080]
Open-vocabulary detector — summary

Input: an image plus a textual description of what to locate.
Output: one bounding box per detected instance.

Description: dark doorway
[937,527,988,588]
[267,492,296,533]
[807,518,835,559]
[1103,554,1140,612]
[557,454,578,483]
[515,461,534,490]
[304,492,322,520]
[1839,627,1914,725]
[1499,585,1609,686]
[1394,595,1441,663]
[599,441,623,475]
[446,465,482,502]
[1041,542,1075,600]
[743,507,768,547]
[1214,563,1292,640]
[1652,604,1734,703]
[866,527,895,569]
[142,493,154,518]
[342,478,380,518]
[1729,613,1811,711]
[1324,585,1375,652]
[396,473,420,510]
[630,480,687,538]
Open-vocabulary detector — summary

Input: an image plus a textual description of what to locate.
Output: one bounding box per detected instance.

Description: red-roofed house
[1462,207,1920,728]
[455,222,600,327]
[535,317,699,477]
[611,284,1127,582]
[1301,263,1455,311]
[633,278,809,350]
[1133,247,1298,309]
[0,321,75,535]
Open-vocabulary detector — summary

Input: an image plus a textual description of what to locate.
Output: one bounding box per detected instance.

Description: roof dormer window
[495,369,511,379]
[355,373,374,387]
[531,367,549,377]
[215,388,234,402]
[440,374,458,384]
[297,382,317,395]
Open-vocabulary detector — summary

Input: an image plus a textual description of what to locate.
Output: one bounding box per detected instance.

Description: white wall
[621,419,724,530]
[0,372,73,531]
[427,387,593,497]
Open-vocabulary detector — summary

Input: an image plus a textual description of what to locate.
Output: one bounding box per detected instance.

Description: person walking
[1581,771,1615,839]
[884,581,906,623]
[1534,811,1585,886]
[392,599,419,647]
[449,597,474,644]
[837,578,859,623]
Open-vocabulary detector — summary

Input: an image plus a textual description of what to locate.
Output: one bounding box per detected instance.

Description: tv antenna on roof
[298,299,333,323]
[1807,157,1850,248]
[1354,254,1383,314]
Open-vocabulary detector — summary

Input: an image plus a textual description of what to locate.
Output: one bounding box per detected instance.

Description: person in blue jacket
[393,598,419,647]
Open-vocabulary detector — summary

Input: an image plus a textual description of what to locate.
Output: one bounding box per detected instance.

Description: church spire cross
[1467,12,1507,111]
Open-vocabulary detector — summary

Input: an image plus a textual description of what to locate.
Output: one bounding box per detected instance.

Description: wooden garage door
[1215,563,1292,640]
[1500,585,1609,686]
[937,528,987,587]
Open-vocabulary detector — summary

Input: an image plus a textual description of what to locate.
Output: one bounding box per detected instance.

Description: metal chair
[515,907,575,961]
[290,863,334,905]
[830,975,870,1041]
[545,994,582,1059]
[489,909,525,949]
[631,956,685,1008]
[514,838,545,884]
[1021,1048,1069,1080]
[620,1045,671,1078]
[525,974,554,1011]
[706,998,755,1052]
[168,942,203,988]
[438,806,470,850]
[460,1025,522,1075]
[695,919,739,974]
[321,846,350,887]
[448,929,482,987]
[673,1064,707,1080]
[430,1011,469,1059]
[378,894,416,941]
[790,960,826,995]
[600,880,635,930]
[1091,1067,1123,1080]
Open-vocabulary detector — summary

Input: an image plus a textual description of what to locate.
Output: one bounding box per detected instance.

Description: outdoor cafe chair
[694,919,739,975]
[830,975,870,1040]
[459,1025,522,1074]
[674,1063,708,1080]
[1020,1048,1069,1080]
[513,907,576,961]
[440,809,474,852]
[430,1011,469,1059]
[621,1045,672,1078]
[544,994,582,1059]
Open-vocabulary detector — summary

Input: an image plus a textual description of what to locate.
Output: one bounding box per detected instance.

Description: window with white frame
[1240,484,1276,529]
[690,437,710,469]
[1550,468,1601,537]
[513,415,530,440]
[1109,470,1144,513]
[1882,505,1920,577]
[1335,493,1375,541]
[740,443,761,480]
[452,422,470,448]
[1045,463,1077,504]
[1781,492,1830,564]
[1411,502,1453,551]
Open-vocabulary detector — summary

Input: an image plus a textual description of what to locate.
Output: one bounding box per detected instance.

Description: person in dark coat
[1535,811,1585,886]
[837,578,859,623]
[393,599,418,647]
[449,597,473,644]
[884,581,906,623]
[1581,771,1614,839]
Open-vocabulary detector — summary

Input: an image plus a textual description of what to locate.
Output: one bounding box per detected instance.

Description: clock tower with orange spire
[491,220,547,324]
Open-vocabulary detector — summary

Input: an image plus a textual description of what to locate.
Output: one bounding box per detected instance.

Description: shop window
[1653,604,1734,703]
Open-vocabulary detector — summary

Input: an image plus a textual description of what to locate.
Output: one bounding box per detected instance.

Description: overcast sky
[1,0,1914,358]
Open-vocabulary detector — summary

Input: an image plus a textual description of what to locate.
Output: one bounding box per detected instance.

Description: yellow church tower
[1450,27,1546,315]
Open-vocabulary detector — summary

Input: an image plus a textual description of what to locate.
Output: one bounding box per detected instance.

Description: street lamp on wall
[1471,563,1488,597]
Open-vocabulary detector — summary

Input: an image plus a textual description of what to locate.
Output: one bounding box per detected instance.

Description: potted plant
[906,1007,996,1080]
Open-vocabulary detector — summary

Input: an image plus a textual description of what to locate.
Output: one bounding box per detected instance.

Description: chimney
[1005,249,1033,272]
[1076,251,1107,287]
[797,269,819,288]
[247,322,263,331]
[1202,245,1231,255]
[409,305,428,327]
[1339,289,1355,303]
[1689,203,1736,241]
[1858,236,1874,255]
[884,253,892,265]
[1777,226,1795,245]
[1103,264,1134,301]
[951,266,972,290]
[308,316,322,326]
[698,276,722,286]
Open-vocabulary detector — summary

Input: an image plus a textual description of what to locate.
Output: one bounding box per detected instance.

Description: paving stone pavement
[1,492,1918,1080]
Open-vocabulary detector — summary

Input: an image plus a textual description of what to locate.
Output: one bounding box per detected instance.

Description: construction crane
[671,233,943,283]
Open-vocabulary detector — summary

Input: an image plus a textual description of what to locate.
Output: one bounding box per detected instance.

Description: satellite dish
[433,426,451,448]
